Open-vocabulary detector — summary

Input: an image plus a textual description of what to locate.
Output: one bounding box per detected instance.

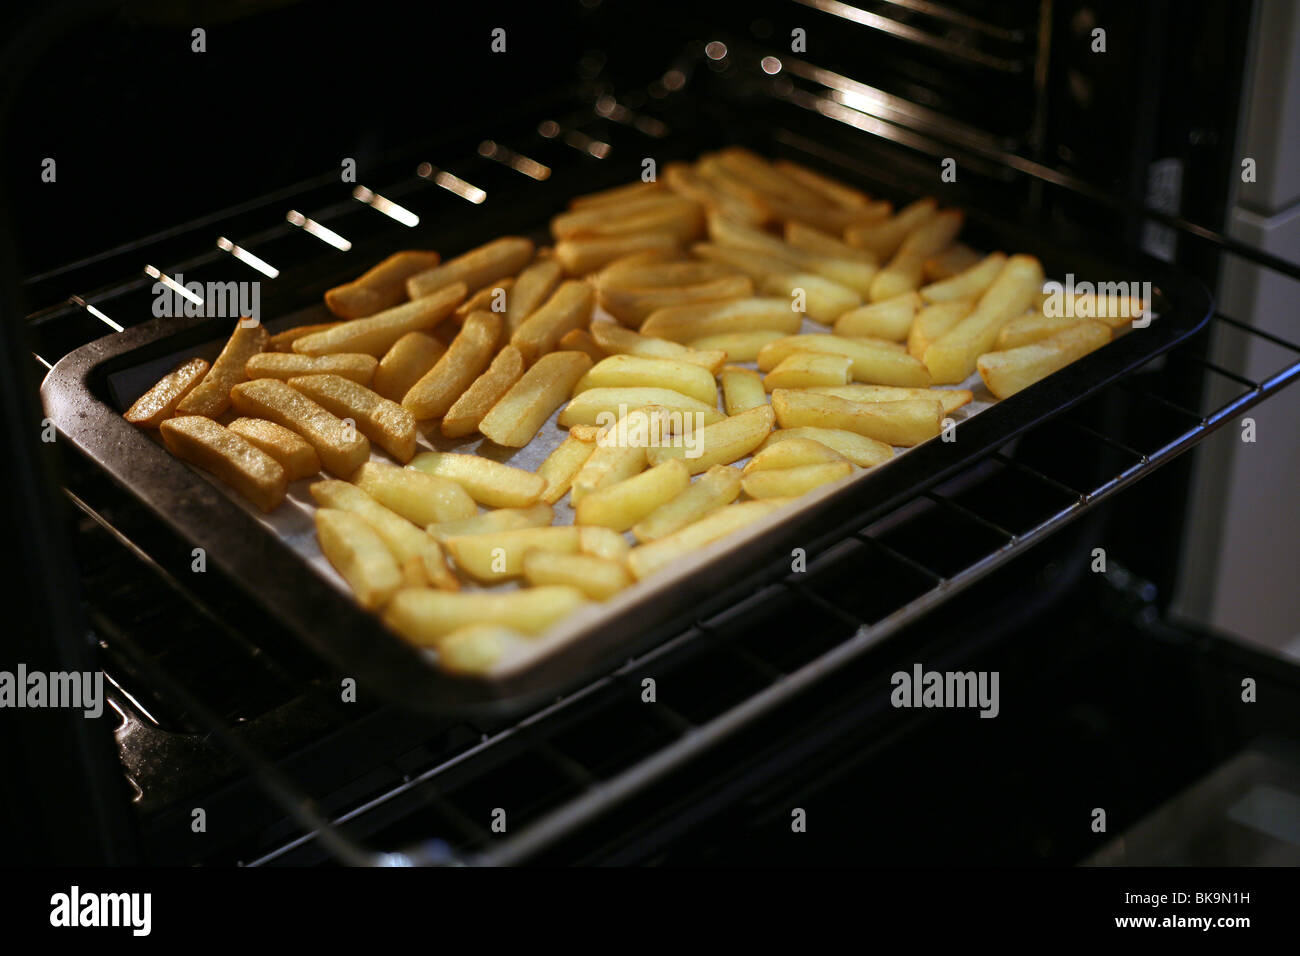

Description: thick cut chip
[159,415,286,512]
[325,250,442,319]
[175,322,270,418]
[229,378,370,477]
[124,357,210,428]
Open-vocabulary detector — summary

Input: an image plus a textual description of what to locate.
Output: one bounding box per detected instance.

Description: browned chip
[441,345,526,439]
[324,250,441,319]
[401,311,502,420]
[124,357,210,428]
[159,415,287,512]
[175,321,269,418]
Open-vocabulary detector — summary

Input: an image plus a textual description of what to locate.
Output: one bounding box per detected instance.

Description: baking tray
[38,120,1214,719]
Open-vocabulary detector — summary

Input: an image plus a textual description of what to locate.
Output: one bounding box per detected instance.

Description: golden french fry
[406,237,534,301]
[522,550,631,601]
[537,433,596,504]
[574,355,717,406]
[588,322,726,374]
[570,418,651,505]
[452,278,514,322]
[742,461,854,499]
[784,220,878,264]
[245,351,377,385]
[834,292,922,341]
[743,437,846,473]
[977,321,1112,399]
[771,390,943,447]
[763,352,853,390]
[288,373,416,462]
[575,458,691,531]
[711,148,832,207]
[757,334,930,387]
[598,274,753,328]
[924,254,1045,384]
[844,198,938,260]
[771,159,874,210]
[646,404,775,474]
[352,461,477,526]
[373,332,447,402]
[908,299,973,360]
[409,451,546,508]
[325,250,442,319]
[687,329,783,361]
[227,417,321,480]
[441,345,526,439]
[762,195,893,234]
[558,387,723,429]
[124,357,210,428]
[552,195,705,244]
[510,281,595,365]
[309,479,434,564]
[315,508,402,609]
[640,296,803,341]
[159,415,286,512]
[506,257,563,333]
[705,213,878,297]
[294,282,467,357]
[383,586,587,644]
[720,365,767,415]
[570,179,665,208]
[664,161,769,225]
[426,503,554,541]
[630,464,741,543]
[402,311,502,420]
[805,384,973,415]
[759,427,893,468]
[480,350,593,447]
[577,525,629,562]
[627,499,785,580]
[869,210,964,301]
[430,625,521,675]
[995,312,1085,350]
[555,232,681,276]
[416,538,461,591]
[444,526,580,582]
[175,321,269,418]
[920,252,1006,303]
[557,328,605,362]
[268,322,340,352]
[923,243,983,281]
[229,378,370,477]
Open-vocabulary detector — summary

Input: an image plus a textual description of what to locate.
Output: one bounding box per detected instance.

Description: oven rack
[29,41,1300,865]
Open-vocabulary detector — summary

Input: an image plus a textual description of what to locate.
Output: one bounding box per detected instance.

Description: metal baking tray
[38,128,1214,719]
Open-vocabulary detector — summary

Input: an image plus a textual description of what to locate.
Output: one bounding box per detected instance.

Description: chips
[159,415,287,512]
[124,357,210,428]
[175,321,269,418]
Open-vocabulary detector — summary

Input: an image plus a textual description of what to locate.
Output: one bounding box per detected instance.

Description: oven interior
[3,0,1298,865]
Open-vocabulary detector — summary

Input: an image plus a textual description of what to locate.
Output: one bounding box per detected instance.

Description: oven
[3,0,1299,884]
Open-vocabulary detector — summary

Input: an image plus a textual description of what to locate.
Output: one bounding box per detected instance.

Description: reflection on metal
[791,0,1023,72]
[70,294,123,332]
[352,186,422,225]
[216,237,280,278]
[143,265,203,306]
[414,165,487,205]
[285,210,351,251]
[477,141,551,181]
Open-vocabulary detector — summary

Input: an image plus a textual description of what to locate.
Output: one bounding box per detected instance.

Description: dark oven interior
[3,0,1298,866]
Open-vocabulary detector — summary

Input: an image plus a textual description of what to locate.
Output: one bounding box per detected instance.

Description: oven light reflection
[352,186,421,225]
[143,265,203,306]
[216,236,280,278]
[286,210,352,251]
